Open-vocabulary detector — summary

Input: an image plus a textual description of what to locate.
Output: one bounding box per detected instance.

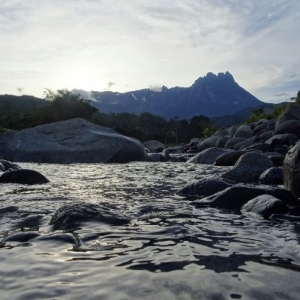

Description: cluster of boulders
[171,105,300,218]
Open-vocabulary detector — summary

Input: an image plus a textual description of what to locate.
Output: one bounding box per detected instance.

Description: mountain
[90,72,267,119]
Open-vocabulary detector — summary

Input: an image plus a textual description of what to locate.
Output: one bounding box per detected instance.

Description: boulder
[275,120,300,135]
[259,131,274,141]
[187,147,232,164]
[227,126,237,138]
[283,141,300,197]
[214,150,247,166]
[275,105,300,132]
[265,133,297,146]
[143,140,165,153]
[0,169,49,185]
[234,125,253,139]
[50,202,130,230]
[259,167,283,185]
[193,184,298,210]
[0,159,21,171]
[224,138,247,149]
[216,136,230,148]
[241,195,289,217]
[233,136,257,150]
[222,152,274,183]
[243,142,273,152]
[177,176,235,198]
[265,152,285,166]
[197,136,220,151]
[0,118,148,163]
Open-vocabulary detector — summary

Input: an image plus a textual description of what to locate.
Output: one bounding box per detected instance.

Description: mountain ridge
[90,72,267,119]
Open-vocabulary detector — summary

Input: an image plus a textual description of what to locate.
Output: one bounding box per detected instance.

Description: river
[0,162,300,299]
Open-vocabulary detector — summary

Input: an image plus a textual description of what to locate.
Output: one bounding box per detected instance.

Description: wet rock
[222,152,274,183]
[242,195,289,218]
[214,150,247,166]
[0,206,19,214]
[50,202,130,230]
[0,169,49,185]
[283,141,300,197]
[0,118,148,163]
[187,147,232,164]
[0,159,21,172]
[3,232,40,242]
[259,167,283,185]
[38,233,79,245]
[177,176,235,199]
[193,184,298,210]
[17,215,44,230]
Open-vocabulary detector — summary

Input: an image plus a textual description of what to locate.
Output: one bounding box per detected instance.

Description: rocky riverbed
[1,162,300,299]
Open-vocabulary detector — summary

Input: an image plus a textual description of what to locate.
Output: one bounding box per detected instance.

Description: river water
[0,162,300,300]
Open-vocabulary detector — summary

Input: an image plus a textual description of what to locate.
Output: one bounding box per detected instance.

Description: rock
[189,138,200,146]
[242,195,289,217]
[265,134,297,146]
[214,150,247,166]
[3,232,40,242]
[193,184,298,210]
[143,140,165,152]
[50,202,130,230]
[227,126,237,138]
[243,142,273,152]
[148,153,165,162]
[265,152,285,166]
[0,162,5,172]
[222,152,274,183]
[259,131,274,141]
[0,169,49,185]
[283,141,300,197]
[0,118,148,163]
[234,125,253,139]
[275,120,300,135]
[224,138,246,149]
[177,176,235,198]
[0,159,21,171]
[216,136,230,148]
[197,136,220,151]
[275,105,300,132]
[187,147,232,164]
[259,167,283,185]
[233,136,257,150]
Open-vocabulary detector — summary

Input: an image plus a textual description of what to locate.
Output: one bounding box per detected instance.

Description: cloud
[0,0,299,102]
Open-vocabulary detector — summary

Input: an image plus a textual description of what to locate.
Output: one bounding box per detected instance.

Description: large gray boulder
[259,167,283,185]
[233,136,257,150]
[284,141,300,197]
[188,147,232,164]
[214,150,247,166]
[0,118,148,163]
[224,137,246,149]
[222,152,274,183]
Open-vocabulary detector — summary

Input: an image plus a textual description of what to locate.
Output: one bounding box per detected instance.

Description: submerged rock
[0,169,49,185]
[177,176,235,199]
[0,118,148,163]
[192,184,298,210]
[50,202,130,230]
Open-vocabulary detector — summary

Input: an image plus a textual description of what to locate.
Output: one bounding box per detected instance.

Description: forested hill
[91,72,266,119]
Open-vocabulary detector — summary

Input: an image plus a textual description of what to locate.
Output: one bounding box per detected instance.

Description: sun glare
[64,76,104,92]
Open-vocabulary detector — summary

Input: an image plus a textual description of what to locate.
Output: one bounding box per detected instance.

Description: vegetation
[0,89,214,144]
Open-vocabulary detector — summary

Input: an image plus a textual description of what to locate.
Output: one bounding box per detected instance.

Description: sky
[0,0,299,103]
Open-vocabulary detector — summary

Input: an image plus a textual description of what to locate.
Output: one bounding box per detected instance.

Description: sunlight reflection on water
[0,162,300,299]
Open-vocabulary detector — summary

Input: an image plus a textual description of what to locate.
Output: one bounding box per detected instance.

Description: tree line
[0,89,215,144]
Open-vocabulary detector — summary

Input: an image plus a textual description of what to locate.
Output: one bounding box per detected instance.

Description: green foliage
[203,125,216,138]
[245,108,268,124]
